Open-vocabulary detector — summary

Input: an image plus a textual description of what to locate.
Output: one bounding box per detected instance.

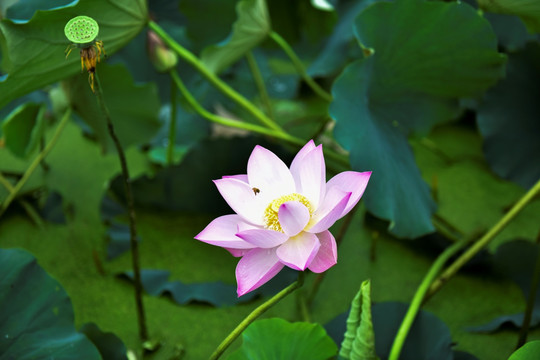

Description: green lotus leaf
[227,318,338,360]
[508,341,540,360]
[2,102,46,158]
[201,0,270,74]
[0,248,101,359]
[477,43,540,189]
[330,0,505,238]
[0,0,148,108]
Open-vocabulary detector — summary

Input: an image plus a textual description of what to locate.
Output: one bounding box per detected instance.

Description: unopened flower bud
[147,30,178,73]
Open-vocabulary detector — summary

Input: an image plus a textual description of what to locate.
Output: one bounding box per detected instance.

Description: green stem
[167,74,178,165]
[0,172,43,227]
[148,20,282,132]
[94,73,148,342]
[516,242,540,348]
[269,31,333,103]
[427,178,540,298]
[388,239,468,360]
[0,109,71,218]
[149,22,350,169]
[209,272,305,360]
[170,69,304,146]
[246,51,274,119]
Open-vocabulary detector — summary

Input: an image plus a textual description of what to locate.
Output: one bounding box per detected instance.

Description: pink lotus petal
[290,140,316,171]
[327,171,371,217]
[308,230,337,273]
[236,248,285,296]
[214,178,265,225]
[247,145,295,200]
[278,201,311,237]
[222,174,248,183]
[276,232,320,271]
[236,229,289,248]
[290,144,326,209]
[225,248,250,257]
[195,215,256,249]
[307,188,351,233]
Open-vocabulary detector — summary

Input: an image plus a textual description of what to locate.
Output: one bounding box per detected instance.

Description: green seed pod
[64,16,99,45]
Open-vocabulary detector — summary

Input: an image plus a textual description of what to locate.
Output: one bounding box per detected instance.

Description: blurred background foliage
[1,0,539,359]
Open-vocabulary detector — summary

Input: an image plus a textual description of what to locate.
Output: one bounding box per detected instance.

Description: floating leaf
[0,248,101,359]
[477,43,540,189]
[340,280,377,360]
[201,0,270,74]
[106,221,141,260]
[0,0,148,108]
[80,322,127,360]
[508,341,540,360]
[227,318,338,360]
[120,268,298,307]
[2,102,45,158]
[63,62,161,153]
[326,303,454,360]
[468,240,540,332]
[331,0,506,238]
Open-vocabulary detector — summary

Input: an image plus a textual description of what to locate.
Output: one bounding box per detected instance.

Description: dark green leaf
[4,0,73,21]
[201,0,270,74]
[63,62,161,153]
[477,43,540,189]
[179,0,237,52]
[485,13,538,52]
[0,0,148,108]
[331,0,506,238]
[80,322,127,360]
[0,248,101,359]
[326,303,454,360]
[372,302,453,360]
[340,280,377,360]
[111,137,293,213]
[120,268,298,307]
[227,318,338,360]
[2,102,45,158]
[468,240,540,332]
[147,145,189,166]
[106,222,141,260]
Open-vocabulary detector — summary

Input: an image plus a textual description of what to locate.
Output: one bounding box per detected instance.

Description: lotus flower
[195,140,371,296]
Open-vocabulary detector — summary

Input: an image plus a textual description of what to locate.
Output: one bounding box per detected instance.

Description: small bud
[147,30,178,73]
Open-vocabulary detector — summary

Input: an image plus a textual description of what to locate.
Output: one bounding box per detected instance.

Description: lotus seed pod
[64,16,99,45]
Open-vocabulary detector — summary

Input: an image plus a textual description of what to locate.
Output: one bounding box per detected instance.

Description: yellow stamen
[263,193,313,233]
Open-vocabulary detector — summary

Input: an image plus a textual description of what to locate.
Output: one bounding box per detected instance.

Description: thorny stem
[246,51,274,119]
[269,31,333,103]
[148,20,282,132]
[167,74,178,165]
[388,239,469,360]
[0,109,71,218]
[427,178,540,299]
[516,240,540,348]
[307,205,359,306]
[209,272,305,360]
[94,73,148,342]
